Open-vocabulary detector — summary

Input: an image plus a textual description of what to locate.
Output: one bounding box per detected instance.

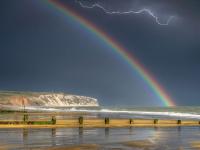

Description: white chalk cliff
[0,91,99,107]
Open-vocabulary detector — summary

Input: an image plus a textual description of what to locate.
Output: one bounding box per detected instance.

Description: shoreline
[0,118,199,128]
[0,124,197,150]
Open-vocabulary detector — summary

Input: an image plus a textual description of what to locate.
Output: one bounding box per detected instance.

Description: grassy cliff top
[0,91,68,97]
[0,91,70,101]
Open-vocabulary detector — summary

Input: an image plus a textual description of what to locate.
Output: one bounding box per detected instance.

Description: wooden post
[130,119,133,124]
[22,98,25,113]
[79,117,83,125]
[22,97,27,124]
[23,114,28,124]
[52,116,56,125]
[154,119,158,124]
[177,120,181,124]
[105,117,109,124]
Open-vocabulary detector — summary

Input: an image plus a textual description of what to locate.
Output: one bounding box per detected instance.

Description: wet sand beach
[1,107,200,149]
[0,127,199,149]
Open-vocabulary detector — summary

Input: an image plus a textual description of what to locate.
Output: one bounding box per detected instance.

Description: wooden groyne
[56,117,200,127]
[0,116,200,128]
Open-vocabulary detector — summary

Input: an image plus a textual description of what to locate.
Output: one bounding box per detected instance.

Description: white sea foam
[65,108,200,119]
[10,106,200,119]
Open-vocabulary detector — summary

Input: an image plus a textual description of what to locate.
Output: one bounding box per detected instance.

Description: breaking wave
[16,106,200,120]
[66,108,200,119]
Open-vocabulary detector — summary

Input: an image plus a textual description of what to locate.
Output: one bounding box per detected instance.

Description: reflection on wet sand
[105,127,109,138]
[191,141,200,149]
[122,140,154,149]
[0,127,199,149]
[42,144,100,150]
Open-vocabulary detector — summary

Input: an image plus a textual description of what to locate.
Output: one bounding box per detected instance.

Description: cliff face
[0,91,99,107]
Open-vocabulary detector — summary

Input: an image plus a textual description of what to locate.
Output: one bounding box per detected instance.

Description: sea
[17,106,200,120]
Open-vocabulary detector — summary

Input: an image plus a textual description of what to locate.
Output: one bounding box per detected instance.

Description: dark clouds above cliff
[0,0,200,106]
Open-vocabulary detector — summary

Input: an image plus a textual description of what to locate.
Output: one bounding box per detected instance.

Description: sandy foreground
[0,140,189,150]
[0,112,199,128]
[0,118,199,128]
[0,124,198,150]
[191,141,200,149]
[0,112,200,149]
[0,144,100,150]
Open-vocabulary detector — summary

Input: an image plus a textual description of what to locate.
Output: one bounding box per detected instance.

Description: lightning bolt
[76,0,174,26]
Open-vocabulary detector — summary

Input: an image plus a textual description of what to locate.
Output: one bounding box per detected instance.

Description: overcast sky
[0,0,200,106]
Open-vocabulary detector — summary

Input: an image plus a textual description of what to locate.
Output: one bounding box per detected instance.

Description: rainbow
[44,0,175,106]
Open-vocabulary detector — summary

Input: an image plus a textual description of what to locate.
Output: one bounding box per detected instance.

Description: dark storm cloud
[61,0,200,105]
[76,0,200,25]
[76,0,175,25]
[0,0,200,106]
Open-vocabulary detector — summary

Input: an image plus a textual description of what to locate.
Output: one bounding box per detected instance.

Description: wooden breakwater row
[0,117,200,128]
[56,117,200,127]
